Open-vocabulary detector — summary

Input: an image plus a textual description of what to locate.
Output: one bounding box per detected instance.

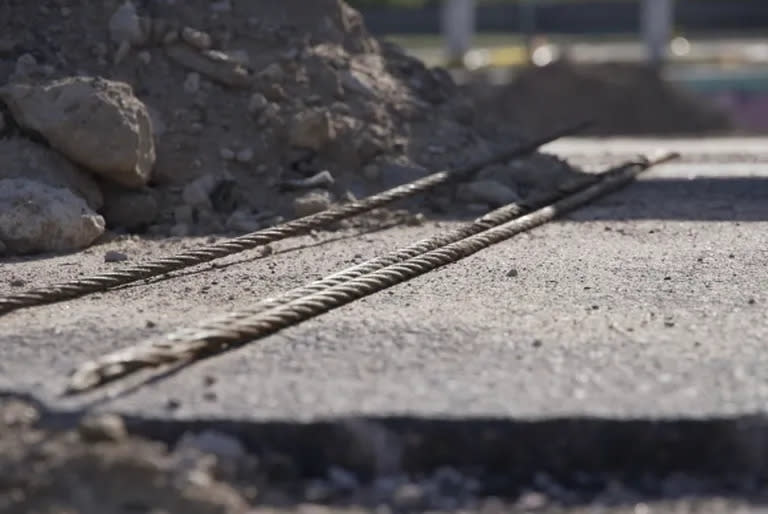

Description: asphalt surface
[1,137,767,422]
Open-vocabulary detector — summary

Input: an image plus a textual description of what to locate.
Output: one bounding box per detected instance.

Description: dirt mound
[0,0,577,253]
[468,61,733,137]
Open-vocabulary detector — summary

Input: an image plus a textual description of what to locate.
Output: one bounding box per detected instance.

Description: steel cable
[67,151,678,393]
[0,122,588,317]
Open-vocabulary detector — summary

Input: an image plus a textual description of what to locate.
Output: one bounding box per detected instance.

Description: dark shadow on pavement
[566,177,768,222]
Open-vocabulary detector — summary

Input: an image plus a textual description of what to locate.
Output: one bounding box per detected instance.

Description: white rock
[0,77,156,188]
[181,27,212,50]
[109,1,144,45]
[0,179,105,254]
[0,138,103,210]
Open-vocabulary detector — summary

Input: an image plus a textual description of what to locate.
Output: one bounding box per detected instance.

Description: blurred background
[347,0,768,134]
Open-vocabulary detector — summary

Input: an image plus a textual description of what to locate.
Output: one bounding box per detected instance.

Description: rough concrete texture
[1,137,768,511]
[2,140,765,420]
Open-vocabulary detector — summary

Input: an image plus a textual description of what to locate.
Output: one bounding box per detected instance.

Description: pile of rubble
[467,61,733,137]
[0,0,575,256]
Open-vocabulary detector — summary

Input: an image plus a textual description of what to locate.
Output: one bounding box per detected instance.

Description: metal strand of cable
[0,122,587,317]
[67,151,678,393]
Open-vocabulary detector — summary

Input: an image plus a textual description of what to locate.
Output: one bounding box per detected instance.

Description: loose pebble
[104,250,128,262]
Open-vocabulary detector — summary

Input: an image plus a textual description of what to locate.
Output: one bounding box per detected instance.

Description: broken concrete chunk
[0,77,155,188]
[0,137,103,210]
[0,179,105,254]
[289,109,336,151]
[181,27,213,51]
[165,44,251,88]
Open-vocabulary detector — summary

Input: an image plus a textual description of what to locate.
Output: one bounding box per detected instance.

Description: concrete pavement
[1,137,767,482]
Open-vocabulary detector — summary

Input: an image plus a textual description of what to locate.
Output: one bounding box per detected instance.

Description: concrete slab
[1,139,766,425]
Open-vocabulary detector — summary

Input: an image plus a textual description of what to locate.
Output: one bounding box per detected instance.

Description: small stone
[78,413,127,442]
[293,190,332,218]
[289,109,336,151]
[516,491,548,510]
[181,27,212,50]
[166,398,181,410]
[507,268,519,278]
[219,147,236,161]
[9,278,25,287]
[203,375,216,386]
[163,29,179,45]
[109,1,144,45]
[392,483,426,510]
[282,170,335,191]
[236,148,254,163]
[137,50,152,65]
[145,320,156,328]
[184,72,200,94]
[257,63,284,83]
[104,250,128,263]
[248,93,268,115]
